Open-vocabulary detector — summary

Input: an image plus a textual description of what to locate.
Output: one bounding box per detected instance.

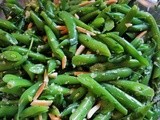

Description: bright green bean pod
[0,50,23,62]
[0,18,17,30]
[116,5,138,35]
[103,84,154,119]
[106,33,149,66]
[72,54,107,66]
[80,10,100,23]
[22,61,35,80]
[44,83,71,96]
[20,106,49,118]
[0,29,18,45]
[53,75,79,85]
[78,34,111,57]
[77,74,128,115]
[68,87,87,102]
[0,86,22,95]
[0,55,27,71]
[47,59,57,74]
[86,67,132,82]
[3,74,33,88]
[69,92,95,120]
[127,24,149,32]
[98,34,124,54]
[6,46,48,62]
[91,17,105,28]
[111,80,154,99]
[59,11,78,54]
[11,33,40,45]
[0,105,18,117]
[17,81,42,119]
[40,11,59,37]
[61,102,79,117]
[93,112,112,120]
[30,10,44,31]
[44,25,65,60]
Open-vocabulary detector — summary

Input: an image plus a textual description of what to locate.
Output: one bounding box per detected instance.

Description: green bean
[20,106,49,118]
[30,11,44,31]
[111,80,154,99]
[80,10,100,23]
[127,24,149,32]
[91,17,105,28]
[98,34,124,54]
[53,75,79,85]
[40,11,59,37]
[22,60,35,80]
[73,16,94,32]
[115,5,138,35]
[106,33,149,66]
[6,46,48,62]
[0,18,17,30]
[17,81,42,119]
[11,33,40,45]
[0,50,22,62]
[3,74,33,88]
[0,29,18,46]
[102,84,154,119]
[29,64,45,74]
[44,25,65,60]
[94,112,112,120]
[0,105,18,117]
[59,11,78,54]
[44,83,71,96]
[72,54,107,66]
[5,3,23,15]
[78,74,128,115]
[47,59,57,74]
[0,86,22,95]
[121,103,152,120]
[87,67,132,82]
[68,87,87,102]
[78,34,111,57]
[61,102,79,117]
[69,92,95,120]
[0,55,27,71]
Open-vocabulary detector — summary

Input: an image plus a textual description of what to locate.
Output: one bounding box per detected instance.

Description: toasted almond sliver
[56,25,67,30]
[49,114,61,120]
[87,103,101,119]
[106,0,118,5]
[44,70,49,84]
[76,26,96,36]
[74,71,90,76]
[48,72,58,78]
[74,13,79,19]
[62,56,67,69]
[60,29,68,34]
[33,82,46,100]
[125,23,133,28]
[79,1,95,7]
[75,45,85,55]
[136,30,147,38]
[31,100,53,106]
[27,22,33,29]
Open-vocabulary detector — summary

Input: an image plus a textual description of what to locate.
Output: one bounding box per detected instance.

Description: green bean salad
[0,0,160,119]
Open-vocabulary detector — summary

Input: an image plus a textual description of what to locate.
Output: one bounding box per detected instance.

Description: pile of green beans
[0,0,159,119]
